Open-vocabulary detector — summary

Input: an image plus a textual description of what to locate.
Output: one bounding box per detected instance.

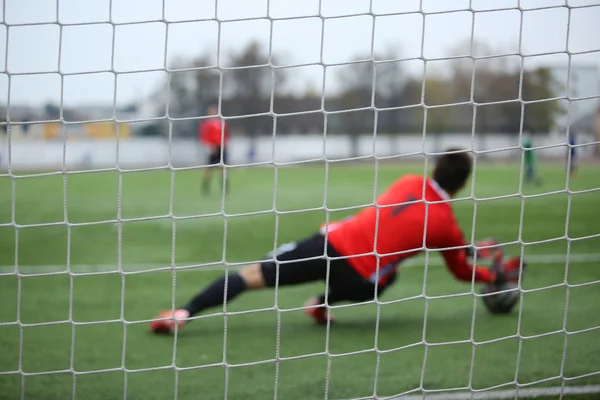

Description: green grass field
[1,161,599,400]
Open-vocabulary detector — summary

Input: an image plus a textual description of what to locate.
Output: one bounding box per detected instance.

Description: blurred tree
[400,76,457,133]
[422,78,454,133]
[119,104,138,113]
[160,41,288,137]
[374,52,414,133]
[331,49,408,155]
[522,67,565,133]
[447,39,564,134]
[223,40,288,135]
[331,59,374,157]
[477,68,565,134]
[43,102,79,121]
[154,38,565,139]
[138,122,162,137]
[225,41,284,100]
[44,103,61,119]
[334,60,372,120]
[167,54,220,120]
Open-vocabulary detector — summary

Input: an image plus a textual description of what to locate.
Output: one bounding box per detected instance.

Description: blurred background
[1,3,600,399]
[1,0,599,170]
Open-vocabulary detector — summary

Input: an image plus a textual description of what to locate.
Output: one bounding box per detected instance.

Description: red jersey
[323,174,493,285]
[199,118,229,147]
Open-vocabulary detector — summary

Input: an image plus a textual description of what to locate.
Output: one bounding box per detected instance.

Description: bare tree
[222,40,288,135]
[446,39,564,134]
[167,54,220,119]
[330,49,408,155]
[150,41,289,137]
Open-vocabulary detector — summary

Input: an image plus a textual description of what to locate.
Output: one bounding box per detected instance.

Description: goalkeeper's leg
[305,269,397,325]
[150,234,340,334]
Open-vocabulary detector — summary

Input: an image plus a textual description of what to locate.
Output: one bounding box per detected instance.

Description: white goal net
[1,1,600,399]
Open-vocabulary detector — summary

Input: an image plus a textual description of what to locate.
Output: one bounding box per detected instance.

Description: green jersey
[523,135,535,165]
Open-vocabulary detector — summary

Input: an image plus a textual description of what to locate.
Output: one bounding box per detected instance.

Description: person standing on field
[199,105,230,195]
[567,133,577,179]
[522,132,541,185]
[150,149,526,334]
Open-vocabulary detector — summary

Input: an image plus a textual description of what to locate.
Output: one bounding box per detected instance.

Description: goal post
[1,1,600,400]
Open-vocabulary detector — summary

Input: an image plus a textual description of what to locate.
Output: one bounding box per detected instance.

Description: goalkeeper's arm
[465,238,500,260]
[441,238,525,285]
[438,220,497,283]
[441,246,496,283]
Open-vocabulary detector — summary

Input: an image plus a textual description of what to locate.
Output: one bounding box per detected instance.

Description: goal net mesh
[1,0,600,399]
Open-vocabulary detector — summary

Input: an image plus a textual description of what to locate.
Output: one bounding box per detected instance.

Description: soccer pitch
[0,161,599,400]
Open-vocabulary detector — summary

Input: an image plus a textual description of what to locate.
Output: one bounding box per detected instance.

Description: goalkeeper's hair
[432,148,473,194]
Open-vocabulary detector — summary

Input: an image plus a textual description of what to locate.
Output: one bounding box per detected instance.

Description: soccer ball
[480,282,520,314]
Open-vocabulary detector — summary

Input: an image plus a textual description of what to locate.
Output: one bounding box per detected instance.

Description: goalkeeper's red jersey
[322,174,494,285]
[199,117,229,147]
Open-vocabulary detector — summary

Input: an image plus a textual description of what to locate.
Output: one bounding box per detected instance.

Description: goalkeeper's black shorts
[259,233,395,303]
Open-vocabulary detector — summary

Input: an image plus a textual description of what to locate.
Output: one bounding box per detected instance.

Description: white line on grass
[1,253,599,275]
[343,384,600,400]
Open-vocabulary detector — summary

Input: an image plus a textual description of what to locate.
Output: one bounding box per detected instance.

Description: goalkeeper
[151,149,525,333]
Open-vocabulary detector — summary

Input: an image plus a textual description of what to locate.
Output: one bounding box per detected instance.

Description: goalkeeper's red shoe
[150,309,189,334]
[303,298,335,325]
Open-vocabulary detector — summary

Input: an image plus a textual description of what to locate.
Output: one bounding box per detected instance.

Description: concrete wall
[1,132,596,171]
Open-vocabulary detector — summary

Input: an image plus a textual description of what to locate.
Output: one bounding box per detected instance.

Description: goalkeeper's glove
[466,238,500,260]
[490,255,527,285]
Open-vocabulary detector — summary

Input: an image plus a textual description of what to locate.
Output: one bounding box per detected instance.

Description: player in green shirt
[522,133,541,185]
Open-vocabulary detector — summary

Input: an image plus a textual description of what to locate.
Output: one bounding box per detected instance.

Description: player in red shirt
[199,105,230,195]
[150,149,526,333]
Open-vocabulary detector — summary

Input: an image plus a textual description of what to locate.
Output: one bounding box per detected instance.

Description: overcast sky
[1,0,599,108]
